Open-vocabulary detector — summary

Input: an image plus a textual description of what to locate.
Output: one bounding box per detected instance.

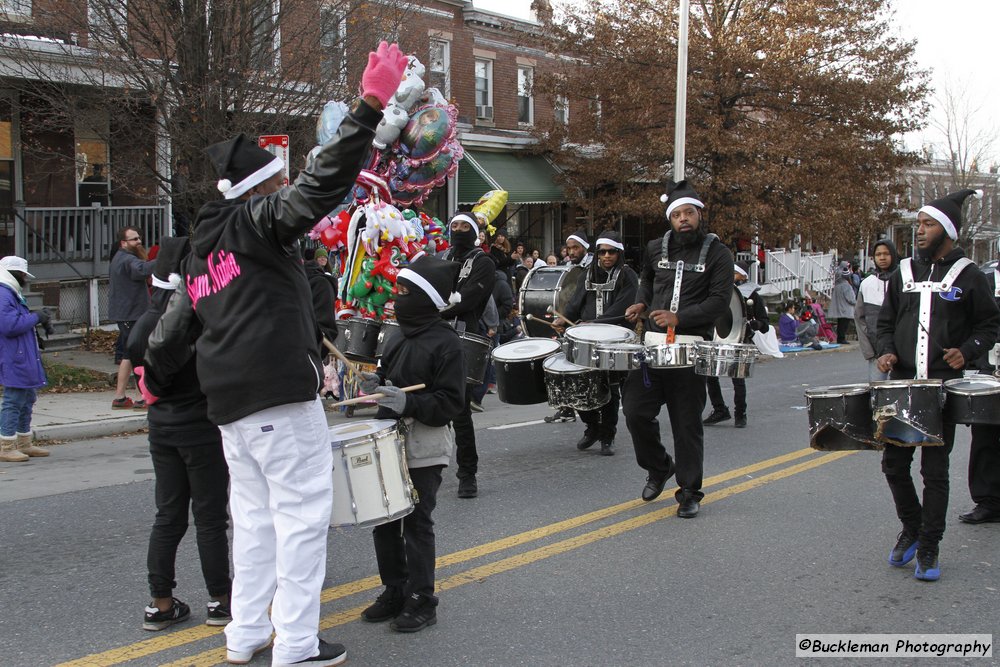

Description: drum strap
[657,232,718,272]
[899,257,974,379]
[586,266,621,318]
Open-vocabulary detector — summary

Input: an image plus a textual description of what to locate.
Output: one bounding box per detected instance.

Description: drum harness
[585,265,622,318]
[899,256,974,380]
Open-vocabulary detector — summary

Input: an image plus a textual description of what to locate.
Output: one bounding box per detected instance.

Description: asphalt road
[1,348,998,666]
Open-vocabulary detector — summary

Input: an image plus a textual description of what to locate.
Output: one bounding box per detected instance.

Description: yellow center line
[57,447,829,667]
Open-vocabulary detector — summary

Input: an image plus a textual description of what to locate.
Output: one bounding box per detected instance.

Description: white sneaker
[226,639,271,665]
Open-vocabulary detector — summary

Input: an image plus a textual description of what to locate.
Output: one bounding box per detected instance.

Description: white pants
[220,398,332,665]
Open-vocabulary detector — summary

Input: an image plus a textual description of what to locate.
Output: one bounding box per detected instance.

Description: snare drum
[943,375,1000,425]
[459,331,492,384]
[804,384,879,451]
[375,319,402,358]
[871,379,945,447]
[518,265,584,337]
[641,343,698,368]
[343,317,382,363]
[333,319,350,352]
[492,338,561,404]
[694,342,759,378]
[543,353,611,411]
[563,323,639,370]
[329,420,415,528]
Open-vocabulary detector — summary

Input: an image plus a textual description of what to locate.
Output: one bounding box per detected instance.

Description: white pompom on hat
[205,134,284,200]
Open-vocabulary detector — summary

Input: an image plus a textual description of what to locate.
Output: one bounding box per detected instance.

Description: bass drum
[712,286,747,344]
[518,265,584,337]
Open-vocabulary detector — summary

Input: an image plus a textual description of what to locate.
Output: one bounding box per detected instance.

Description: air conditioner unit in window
[476,105,493,120]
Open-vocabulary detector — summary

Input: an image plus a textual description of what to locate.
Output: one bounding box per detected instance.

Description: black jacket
[305,260,338,345]
[145,99,381,425]
[564,261,638,324]
[970,269,1000,372]
[127,286,218,448]
[492,270,514,320]
[876,248,1000,379]
[440,247,496,334]
[742,287,769,342]
[636,233,734,339]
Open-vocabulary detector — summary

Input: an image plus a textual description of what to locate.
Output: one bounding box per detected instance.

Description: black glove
[34,309,50,328]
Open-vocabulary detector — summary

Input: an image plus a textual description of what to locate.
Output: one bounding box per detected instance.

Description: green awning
[457,150,566,205]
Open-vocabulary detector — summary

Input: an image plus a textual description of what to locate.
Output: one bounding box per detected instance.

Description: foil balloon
[394,144,463,194]
[399,104,458,163]
[316,101,348,145]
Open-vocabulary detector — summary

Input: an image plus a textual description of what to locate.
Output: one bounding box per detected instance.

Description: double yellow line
[60,447,853,667]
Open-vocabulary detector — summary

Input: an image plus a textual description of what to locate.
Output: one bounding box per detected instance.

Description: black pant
[836,318,850,344]
[622,366,707,501]
[881,425,955,547]
[372,465,444,600]
[578,382,622,442]
[969,424,1000,511]
[147,440,231,599]
[706,376,746,416]
[453,384,477,479]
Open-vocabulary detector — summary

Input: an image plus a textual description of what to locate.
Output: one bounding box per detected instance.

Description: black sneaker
[273,639,347,666]
[143,597,191,631]
[390,594,438,633]
[599,439,615,456]
[457,476,478,498]
[888,530,919,567]
[575,429,600,450]
[206,600,232,626]
[914,544,940,582]
[361,586,405,623]
[703,408,731,425]
[734,414,747,428]
[544,407,576,423]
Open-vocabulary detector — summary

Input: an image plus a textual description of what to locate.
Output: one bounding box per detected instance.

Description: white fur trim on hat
[734,264,749,279]
[595,237,624,251]
[398,267,447,310]
[222,156,284,200]
[450,213,479,237]
[918,205,958,241]
[665,196,704,218]
[566,234,590,250]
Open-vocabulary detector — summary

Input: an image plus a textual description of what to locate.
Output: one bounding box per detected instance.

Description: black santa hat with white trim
[660,179,705,218]
[918,189,984,241]
[397,256,462,311]
[205,134,285,200]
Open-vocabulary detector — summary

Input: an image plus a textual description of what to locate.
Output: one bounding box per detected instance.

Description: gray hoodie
[853,239,899,360]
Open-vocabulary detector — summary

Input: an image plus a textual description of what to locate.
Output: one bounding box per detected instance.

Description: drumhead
[944,375,1000,396]
[871,379,942,390]
[804,383,870,399]
[543,352,591,374]
[713,287,746,344]
[493,337,561,361]
[329,419,397,444]
[566,323,637,345]
[521,265,578,291]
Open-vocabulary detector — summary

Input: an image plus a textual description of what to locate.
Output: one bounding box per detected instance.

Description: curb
[35,416,148,442]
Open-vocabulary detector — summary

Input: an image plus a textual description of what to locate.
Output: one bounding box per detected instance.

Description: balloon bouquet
[308,55,462,405]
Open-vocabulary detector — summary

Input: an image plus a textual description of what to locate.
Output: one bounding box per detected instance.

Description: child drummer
[358,256,466,631]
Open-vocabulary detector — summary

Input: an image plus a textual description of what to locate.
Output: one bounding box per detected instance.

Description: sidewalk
[30,343,860,442]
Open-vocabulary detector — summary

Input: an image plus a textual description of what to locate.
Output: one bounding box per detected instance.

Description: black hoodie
[145,99,382,425]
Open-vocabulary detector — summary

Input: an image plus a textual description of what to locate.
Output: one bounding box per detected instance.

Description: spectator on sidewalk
[127,237,231,633]
[855,239,899,381]
[828,261,857,344]
[109,226,155,410]
[0,256,50,462]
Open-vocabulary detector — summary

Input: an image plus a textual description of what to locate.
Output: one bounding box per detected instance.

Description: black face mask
[393,287,441,336]
[451,228,478,251]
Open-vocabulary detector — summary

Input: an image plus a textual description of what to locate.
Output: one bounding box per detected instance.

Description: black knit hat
[152,236,190,286]
[734,259,751,279]
[919,189,984,241]
[593,230,624,251]
[660,179,704,218]
[566,228,590,249]
[397,256,461,311]
[205,134,284,200]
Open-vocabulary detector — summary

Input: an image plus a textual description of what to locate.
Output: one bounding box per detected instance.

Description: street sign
[258,134,290,187]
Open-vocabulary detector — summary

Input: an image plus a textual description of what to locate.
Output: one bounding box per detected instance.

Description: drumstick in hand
[526,313,560,331]
[327,383,427,408]
[550,308,577,326]
[322,336,362,376]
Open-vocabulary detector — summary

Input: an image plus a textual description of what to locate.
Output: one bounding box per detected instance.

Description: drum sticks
[322,336,362,376]
[327,383,427,408]
[525,313,560,331]
[547,306,577,326]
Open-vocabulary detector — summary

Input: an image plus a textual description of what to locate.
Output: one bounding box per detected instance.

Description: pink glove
[134,366,160,406]
[361,41,409,108]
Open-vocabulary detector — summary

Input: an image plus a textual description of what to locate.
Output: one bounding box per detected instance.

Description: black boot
[703,407,731,425]
[734,413,747,428]
[576,428,600,450]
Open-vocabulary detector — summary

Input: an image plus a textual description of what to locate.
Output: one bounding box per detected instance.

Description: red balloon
[320,226,340,249]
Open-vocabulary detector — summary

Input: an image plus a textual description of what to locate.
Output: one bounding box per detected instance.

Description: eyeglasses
[597,249,619,256]
[126,236,141,242]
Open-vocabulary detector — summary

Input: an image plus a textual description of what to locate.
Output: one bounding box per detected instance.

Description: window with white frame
[590,97,603,134]
[0,0,31,16]
[320,6,347,84]
[517,66,533,125]
[428,38,450,99]
[475,59,493,120]
[75,114,110,206]
[554,95,569,125]
[89,0,128,40]
[252,0,281,70]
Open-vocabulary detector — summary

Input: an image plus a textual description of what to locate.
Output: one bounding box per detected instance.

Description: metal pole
[673,0,690,181]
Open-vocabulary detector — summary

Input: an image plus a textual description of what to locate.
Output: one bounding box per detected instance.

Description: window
[320,7,347,84]
[554,95,569,125]
[590,97,603,134]
[0,98,14,214]
[475,59,493,120]
[252,0,280,69]
[75,115,110,206]
[428,38,450,99]
[89,0,127,41]
[0,0,31,16]
[517,66,533,125]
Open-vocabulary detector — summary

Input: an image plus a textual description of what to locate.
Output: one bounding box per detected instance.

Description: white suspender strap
[900,257,974,379]
[994,268,999,298]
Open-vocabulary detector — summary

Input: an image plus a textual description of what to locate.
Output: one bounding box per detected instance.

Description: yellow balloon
[472,190,508,227]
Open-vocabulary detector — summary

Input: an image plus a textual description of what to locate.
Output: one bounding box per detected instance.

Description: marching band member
[623,181,733,518]
[143,42,408,667]
[703,260,769,428]
[357,257,466,632]
[439,212,496,499]
[959,244,1000,525]
[546,230,594,424]
[876,189,999,581]
[554,231,638,455]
